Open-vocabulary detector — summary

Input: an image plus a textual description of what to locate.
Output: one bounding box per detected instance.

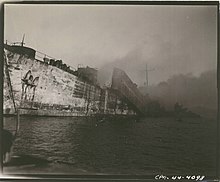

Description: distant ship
[3,39,146,117]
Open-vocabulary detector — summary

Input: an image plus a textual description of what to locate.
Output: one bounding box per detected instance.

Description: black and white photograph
[2,2,219,180]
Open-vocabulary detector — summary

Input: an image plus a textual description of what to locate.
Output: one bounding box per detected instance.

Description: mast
[145,63,148,88]
[21,34,25,47]
[145,63,155,93]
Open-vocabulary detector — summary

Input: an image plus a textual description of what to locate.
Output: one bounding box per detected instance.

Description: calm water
[3,116,217,175]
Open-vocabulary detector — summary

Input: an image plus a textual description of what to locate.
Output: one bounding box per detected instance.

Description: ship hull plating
[4,48,136,116]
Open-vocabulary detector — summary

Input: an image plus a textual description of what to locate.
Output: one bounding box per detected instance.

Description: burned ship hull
[3,44,145,116]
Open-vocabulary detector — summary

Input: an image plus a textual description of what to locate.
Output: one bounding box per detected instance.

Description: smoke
[97,32,216,88]
[140,69,217,118]
[98,42,217,118]
[96,36,167,87]
[97,40,148,86]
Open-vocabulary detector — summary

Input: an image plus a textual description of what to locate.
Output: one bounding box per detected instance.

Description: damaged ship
[3,40,146,117]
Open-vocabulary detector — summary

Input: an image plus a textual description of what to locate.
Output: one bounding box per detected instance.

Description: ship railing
[5,40,21,46]
[5,40,79,77]
[35,50,56,61]
[35,50,77,71]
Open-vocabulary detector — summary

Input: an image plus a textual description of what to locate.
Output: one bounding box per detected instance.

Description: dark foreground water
[3,116,217,176]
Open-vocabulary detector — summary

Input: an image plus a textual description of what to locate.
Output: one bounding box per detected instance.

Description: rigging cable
[4,52,20,139]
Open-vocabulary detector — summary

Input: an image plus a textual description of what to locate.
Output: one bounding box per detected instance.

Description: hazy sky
[4,4,217,85]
